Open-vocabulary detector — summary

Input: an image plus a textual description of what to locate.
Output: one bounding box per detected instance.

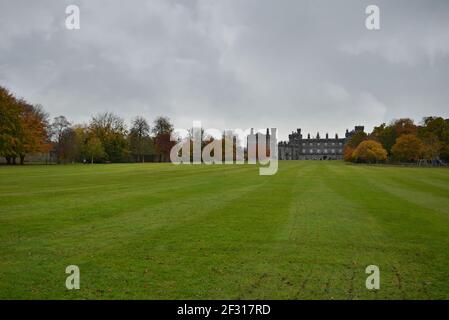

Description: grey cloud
[1,0,449,140]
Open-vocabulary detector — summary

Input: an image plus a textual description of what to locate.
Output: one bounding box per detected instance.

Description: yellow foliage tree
[343,146,355,162]
[352,140,388,163]
[391,134,424,162]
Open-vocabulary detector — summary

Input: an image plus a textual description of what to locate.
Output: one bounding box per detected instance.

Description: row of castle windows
[302,142,342,147]
[300,149,342,154]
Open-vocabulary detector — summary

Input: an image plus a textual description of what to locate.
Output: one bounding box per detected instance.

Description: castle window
[310,149,313,154]
[331,149,335,153]
[324,149,328,153]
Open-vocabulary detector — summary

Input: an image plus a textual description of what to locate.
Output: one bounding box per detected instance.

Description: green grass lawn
[1,161,448,299]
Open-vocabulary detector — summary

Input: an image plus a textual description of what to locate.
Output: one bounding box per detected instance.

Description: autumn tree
[16,102,51,164]
[0,86,21,164]
[345,130,367,149]
[343,147,355,162]
[419,132,441,160]
[84,135,105,164]
[51,115,71,163]
[419,117,449,161]
[393,118,417,137]
[152,116,174,162]
[371,118,417,155]
[421,117,448,138]
[89,112,129,162]
[391,134,424,162]
[352,140,388,163]
[371,123,396,155]
[71,124,89,162]
[58,128,79,163]
[343,130,367,162]
[1,88,50,164]
[129,116,153,162]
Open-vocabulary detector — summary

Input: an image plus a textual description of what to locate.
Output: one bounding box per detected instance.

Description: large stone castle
[278,126,364,160]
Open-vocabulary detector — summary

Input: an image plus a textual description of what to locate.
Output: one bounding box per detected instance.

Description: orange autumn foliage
[352,140,387,163]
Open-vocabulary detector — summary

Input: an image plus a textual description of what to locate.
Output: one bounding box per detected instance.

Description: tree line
[3,86,449,166]
[0,86,175,164]
[344,117,449,164]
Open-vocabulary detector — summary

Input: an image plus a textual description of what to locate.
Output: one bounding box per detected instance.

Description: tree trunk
[12,157,16,165]
[20,155,25,165]
[91,156,94,164]
[6,156,11,165]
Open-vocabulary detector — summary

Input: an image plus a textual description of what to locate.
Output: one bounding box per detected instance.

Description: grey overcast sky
[1,0,449,140]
